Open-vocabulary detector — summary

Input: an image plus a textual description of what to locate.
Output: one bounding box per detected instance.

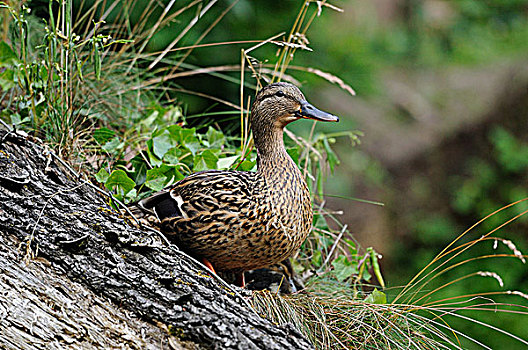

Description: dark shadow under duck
[139,82,338,286]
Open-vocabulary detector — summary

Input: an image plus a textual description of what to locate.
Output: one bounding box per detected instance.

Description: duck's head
[251,82,339,132]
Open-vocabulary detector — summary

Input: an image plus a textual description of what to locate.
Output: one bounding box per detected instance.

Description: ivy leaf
[364,289,387,304]
[331,255,358,282]
[105,169,135,196]
[184,140,201,156]
[217,155,239,170]
[101,137,123,153]
[161,147,181,165]
[169,125,200,155]
[236,159,256,171]
[194,150,219,171]
[145,138,162,167]
[95,168,110,183]
[152,130,173,159]
[204,126,225,148]
[145,166,173,191]
[130,155,148,186]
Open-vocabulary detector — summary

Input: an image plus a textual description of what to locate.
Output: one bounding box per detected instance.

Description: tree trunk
[0,129,313,349]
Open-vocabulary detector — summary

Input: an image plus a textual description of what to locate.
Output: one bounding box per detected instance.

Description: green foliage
[331,255,358,283]
[94,119,258,202]
[296,0,528,96]
[4,1,527,348]
[391,124,528,349]
[363,289,386,304]
[1,2,141,161]
[451,126,528,225]
[0,1,132,153]
[104,169,135,201]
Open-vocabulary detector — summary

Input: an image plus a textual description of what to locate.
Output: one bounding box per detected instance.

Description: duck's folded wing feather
[138,170,262,221]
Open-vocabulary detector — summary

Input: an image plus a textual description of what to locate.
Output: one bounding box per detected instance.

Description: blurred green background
[17,0,528,348]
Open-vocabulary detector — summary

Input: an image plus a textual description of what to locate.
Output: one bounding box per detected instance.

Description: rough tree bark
[0,129,313,349]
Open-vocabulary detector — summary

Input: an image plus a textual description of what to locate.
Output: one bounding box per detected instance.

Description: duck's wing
[138,170,263,221]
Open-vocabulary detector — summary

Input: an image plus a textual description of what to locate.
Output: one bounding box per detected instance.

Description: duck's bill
[296,100,339,122]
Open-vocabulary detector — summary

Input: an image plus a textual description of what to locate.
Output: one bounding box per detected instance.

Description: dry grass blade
[148,0,218,69]
[251,290,466,349]
[171,0,239,74]
[305,67,356,95]
[394,198,528,304]
[127,0,201,71]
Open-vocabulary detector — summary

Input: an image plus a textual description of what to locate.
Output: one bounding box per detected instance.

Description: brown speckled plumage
[139,82,338,273]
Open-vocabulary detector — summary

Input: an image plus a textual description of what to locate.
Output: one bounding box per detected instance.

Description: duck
[139,82,339,286]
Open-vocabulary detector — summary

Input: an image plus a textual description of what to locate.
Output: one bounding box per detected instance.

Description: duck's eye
[275,90,285,97]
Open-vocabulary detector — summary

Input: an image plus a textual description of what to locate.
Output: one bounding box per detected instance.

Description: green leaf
[163,147,185,165]
[316,163,324,199]
[145,167,173,191]
[101,137,123,153]
[236,159,256,171]
[204,126,225,148]
[181,131,201,155]
[179,127,198,143]
[323,137,340,173]
[331,255,358,282]
[125,188,137,203]
[0,41,19,66]
[131,156,148,186]
[286,147,300,164]
[0,68,15,90]
[152,130,173,159]
[145,139,162,167]
[9,113,29,126]
[311,250,322,268]
[194,150,219,172]
[364,289,387,304]
[105,169,135,196]
[93,127,115,144]
[173,167,185,181]
[184,140,201,156]
[95,168,109,183]
[314,213,330,231]
[216,155,239,170]
[361,268,371,282]
[168,125,201,154]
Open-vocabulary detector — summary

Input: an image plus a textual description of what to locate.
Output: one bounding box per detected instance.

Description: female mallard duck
[139,82,338,285]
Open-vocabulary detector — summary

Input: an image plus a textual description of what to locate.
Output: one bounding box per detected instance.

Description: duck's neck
[254,127,298,177]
